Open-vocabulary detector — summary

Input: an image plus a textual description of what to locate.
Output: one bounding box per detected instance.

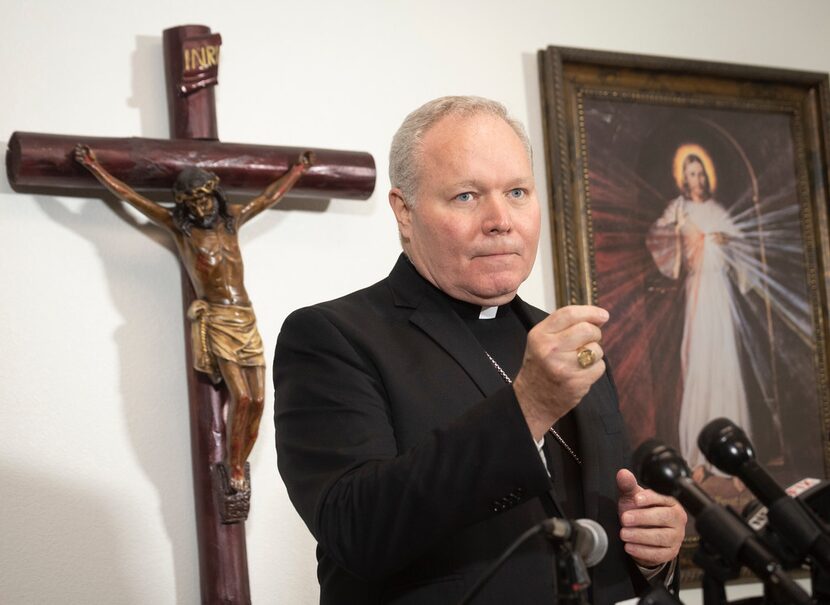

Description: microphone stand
[693,539,747,605]
[550,541,590,604]
[693,538,807,605]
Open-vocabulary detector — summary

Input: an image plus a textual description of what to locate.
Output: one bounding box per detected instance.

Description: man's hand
[617,469,686,567]
[513,305,608,440]
[299,150,316,168]
[74,143,97,167]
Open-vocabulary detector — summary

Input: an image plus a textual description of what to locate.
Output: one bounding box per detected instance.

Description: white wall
[1,1,828,603]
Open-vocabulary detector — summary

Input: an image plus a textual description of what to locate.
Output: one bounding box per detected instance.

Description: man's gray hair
[389,96,532,207]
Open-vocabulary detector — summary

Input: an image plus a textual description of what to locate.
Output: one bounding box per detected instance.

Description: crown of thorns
[174,176,220,203]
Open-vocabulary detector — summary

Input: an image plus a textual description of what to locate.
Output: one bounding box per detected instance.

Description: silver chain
[484,351,582,466]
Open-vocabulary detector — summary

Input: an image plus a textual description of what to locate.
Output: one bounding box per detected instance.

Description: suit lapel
[409,292,507,397]
[541,433,566,518]
[387,255,506,397]
[574,399,601,522]
[512,296,548,328]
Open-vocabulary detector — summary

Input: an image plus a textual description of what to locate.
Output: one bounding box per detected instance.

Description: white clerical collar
[479,306,498,320]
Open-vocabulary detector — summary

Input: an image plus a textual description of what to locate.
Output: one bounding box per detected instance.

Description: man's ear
[389,188,412,241]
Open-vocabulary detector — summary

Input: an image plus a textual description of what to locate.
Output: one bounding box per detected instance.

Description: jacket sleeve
[274,305,552,581]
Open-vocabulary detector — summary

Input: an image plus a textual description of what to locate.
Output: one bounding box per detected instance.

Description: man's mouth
[475,251,517,258]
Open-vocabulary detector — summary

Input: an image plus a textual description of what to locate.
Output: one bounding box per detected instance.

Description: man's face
[184,191,218,225]
[390,112,541,306]
[684,160,708,201]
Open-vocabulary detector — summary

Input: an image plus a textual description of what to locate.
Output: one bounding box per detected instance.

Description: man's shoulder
[282,275,395,329]
[283,255,424,327]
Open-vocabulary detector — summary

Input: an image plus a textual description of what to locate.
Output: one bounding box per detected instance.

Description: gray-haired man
[275,96,684,604]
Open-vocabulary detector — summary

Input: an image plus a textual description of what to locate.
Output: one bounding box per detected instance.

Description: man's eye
[508,188,526,199]
[455,192,474,202]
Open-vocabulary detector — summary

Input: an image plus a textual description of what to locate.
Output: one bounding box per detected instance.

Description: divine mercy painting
[583,99,823,506]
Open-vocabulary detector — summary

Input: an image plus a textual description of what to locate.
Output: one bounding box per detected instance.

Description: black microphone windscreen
[698,417,753,475]
[634,439,690,497]
[633,439,664,481]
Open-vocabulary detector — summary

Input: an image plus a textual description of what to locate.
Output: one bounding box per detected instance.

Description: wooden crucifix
[6,25,375,605]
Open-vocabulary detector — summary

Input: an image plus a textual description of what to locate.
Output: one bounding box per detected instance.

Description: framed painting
[538,46,830,583]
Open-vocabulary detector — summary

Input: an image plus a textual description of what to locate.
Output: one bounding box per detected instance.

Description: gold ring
[577,348,597,369]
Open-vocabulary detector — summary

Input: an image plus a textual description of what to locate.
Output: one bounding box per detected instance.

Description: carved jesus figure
[75,144,313,493]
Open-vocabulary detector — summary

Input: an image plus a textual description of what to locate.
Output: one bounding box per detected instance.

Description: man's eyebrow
[448,180,481,190]
[504,176,534,188]
[447,176,534,190]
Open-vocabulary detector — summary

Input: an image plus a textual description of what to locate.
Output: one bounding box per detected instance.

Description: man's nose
[481,195,512,234]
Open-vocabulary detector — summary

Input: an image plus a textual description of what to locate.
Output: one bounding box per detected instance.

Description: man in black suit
[274,96,685,604]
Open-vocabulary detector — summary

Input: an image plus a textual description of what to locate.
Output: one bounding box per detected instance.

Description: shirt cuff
[636,558,676,586]
[535,435,549,476]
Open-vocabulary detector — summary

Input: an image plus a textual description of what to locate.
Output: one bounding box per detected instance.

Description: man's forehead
[424,111,511,140]
[425,113,525,155]
[420,114,530,174]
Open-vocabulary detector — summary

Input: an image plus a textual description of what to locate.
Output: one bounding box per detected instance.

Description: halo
[672,143,717,194]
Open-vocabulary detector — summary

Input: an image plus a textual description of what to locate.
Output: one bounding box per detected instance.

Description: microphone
[542,517,608,567]
[699,417,830,573]
[635,439,811,604]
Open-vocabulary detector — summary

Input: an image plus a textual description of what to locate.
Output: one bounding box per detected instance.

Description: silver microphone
[543,517,609,567]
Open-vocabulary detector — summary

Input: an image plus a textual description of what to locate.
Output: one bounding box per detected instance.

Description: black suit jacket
[274,256,644,604]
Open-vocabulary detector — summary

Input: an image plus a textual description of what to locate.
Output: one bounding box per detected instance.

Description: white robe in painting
[647,196,751,471]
